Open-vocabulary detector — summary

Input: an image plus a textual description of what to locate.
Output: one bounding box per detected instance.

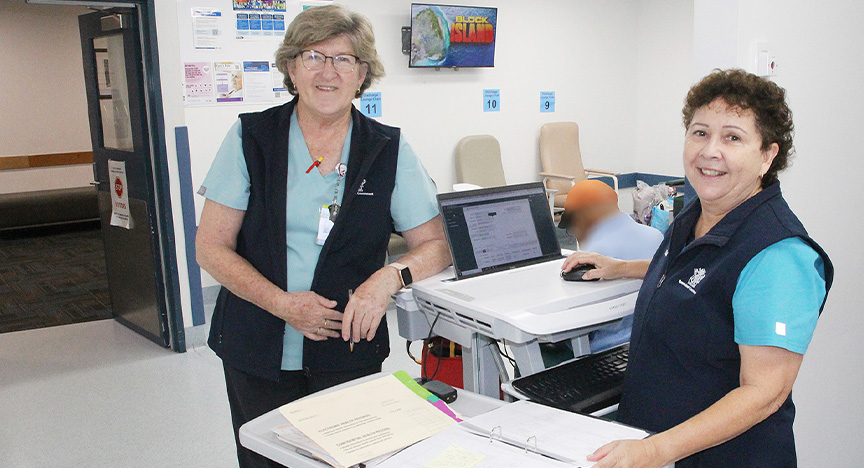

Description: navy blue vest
[208,98,401,381]
[618,182,833,467]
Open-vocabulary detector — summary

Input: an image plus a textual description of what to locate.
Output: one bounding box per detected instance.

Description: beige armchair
[455,135,507,188]
[538,122,619,209]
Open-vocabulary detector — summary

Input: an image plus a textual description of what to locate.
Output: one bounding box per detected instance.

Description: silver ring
[323,319,328,328]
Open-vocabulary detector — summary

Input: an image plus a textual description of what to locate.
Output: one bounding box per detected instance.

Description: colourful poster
[233,0,286,12]
[184,62,215,105]
[214,62,243,102]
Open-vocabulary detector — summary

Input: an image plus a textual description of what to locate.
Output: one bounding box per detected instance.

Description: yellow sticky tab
[424,445,486,468]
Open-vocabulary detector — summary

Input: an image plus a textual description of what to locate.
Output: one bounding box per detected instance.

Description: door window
[93,35,134,151]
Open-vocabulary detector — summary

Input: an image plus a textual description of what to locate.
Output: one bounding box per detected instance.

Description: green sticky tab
[392,370,434,399]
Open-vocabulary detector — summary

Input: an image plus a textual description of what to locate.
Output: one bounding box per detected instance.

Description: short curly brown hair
[682,69,794,188]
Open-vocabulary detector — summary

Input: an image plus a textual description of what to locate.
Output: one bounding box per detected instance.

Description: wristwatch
[389,262,413,288]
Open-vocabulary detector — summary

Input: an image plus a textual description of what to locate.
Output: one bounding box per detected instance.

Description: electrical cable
[496,340,520,377]
[420,311,442,383]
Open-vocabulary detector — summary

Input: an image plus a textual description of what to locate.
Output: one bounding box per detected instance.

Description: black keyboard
[510,343,629,414]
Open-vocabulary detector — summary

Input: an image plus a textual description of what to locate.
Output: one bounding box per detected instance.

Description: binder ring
[525,435,537,454]
[488,426,503,443]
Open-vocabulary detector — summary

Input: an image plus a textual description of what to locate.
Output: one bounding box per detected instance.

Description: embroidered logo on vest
[357,178,374,196]
[679,268,706,294]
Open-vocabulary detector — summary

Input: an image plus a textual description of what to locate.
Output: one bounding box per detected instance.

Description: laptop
[438,182,563,280]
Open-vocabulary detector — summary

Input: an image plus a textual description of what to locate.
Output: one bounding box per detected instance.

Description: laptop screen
[438,182,562,280]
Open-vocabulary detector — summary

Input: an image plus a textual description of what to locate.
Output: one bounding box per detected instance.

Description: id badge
[316,205,334,246]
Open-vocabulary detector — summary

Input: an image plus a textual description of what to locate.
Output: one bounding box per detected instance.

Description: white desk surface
[238,372,505,468]
[411,261,641,339]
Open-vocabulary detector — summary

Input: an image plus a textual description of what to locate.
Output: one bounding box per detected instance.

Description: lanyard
[328,162,348,221]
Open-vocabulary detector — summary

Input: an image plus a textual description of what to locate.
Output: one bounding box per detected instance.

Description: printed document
[278,374,457,468]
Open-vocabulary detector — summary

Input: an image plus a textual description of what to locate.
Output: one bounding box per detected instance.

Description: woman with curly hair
[564,69,833,467]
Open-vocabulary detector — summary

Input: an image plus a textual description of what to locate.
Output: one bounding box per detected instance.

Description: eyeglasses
[297,49,360,74]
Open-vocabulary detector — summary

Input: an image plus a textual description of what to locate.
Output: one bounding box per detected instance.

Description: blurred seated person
[559,180,663,352]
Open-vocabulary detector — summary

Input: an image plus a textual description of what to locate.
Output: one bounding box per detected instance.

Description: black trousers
[223,362,381,468]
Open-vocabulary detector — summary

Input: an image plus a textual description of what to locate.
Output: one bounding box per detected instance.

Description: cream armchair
[539,122,619,209]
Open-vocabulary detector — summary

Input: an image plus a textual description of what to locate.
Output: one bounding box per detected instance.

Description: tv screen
[410,3,497,68]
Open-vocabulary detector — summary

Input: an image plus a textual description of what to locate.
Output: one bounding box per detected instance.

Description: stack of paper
[273,371,460,468]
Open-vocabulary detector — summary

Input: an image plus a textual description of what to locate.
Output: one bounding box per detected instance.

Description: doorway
[0,0,184,351]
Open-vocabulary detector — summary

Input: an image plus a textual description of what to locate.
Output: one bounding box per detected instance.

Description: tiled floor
[0,309,422,468]
[0,225,111,334]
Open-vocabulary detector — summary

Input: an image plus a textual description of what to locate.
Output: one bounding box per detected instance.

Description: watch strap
[389,262,412,288]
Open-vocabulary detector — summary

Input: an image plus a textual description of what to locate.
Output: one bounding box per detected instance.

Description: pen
[348,289,354,352]
[305,157,323,174]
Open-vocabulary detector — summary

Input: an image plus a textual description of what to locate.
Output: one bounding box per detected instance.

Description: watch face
[402,267,413,286]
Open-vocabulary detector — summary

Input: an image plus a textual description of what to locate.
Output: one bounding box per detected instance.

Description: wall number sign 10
[484,89,500,112]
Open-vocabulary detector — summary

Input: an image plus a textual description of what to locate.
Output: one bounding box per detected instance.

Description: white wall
[0,1,93,193]
[154,0,195,328]
[690,1,864,465]
[633,0,694,176]
[0,165,95,195]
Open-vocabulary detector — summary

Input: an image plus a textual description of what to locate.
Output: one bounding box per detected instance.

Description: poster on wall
[271,61,289,98]
[184,62,216,104]
[236,12,286,39]
[191,7,223,49]
[177,0,303,106]
[234,0,287,39]
[233,0,286,11]
[108,160,133,230]
[242,61,277,102]
[214,61,244,102]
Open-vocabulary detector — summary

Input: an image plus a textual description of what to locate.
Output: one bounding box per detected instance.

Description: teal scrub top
[201,112,439,370]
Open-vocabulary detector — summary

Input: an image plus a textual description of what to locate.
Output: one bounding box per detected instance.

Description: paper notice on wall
[108,160,133,230]
[271,61,291,99]
[242,61,275,103]
[191,8,223,50]
[184,62,215,104]
[214,62,243,102]
[234,0,288,40]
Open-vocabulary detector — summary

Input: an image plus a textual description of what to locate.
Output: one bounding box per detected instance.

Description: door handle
[90,181,101,186]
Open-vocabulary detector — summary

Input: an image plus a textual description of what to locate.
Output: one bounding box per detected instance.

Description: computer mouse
[561,264,600,282]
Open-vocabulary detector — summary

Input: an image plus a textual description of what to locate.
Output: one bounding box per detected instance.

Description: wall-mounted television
[410,3,497,68]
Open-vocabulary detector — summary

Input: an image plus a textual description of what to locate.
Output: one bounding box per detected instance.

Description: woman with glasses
[195,6,450,467]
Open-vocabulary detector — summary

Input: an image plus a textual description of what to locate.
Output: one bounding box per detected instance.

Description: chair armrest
[585,170,619,192]
[584,168,619,176]
[539,171,577,181]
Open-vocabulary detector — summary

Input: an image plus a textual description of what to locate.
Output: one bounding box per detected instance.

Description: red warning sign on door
[108,160,132,229]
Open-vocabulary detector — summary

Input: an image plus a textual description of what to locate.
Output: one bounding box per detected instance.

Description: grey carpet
[0,225,111,333]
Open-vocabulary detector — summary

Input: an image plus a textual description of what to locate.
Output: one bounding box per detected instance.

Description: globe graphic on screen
[411,6,450,67]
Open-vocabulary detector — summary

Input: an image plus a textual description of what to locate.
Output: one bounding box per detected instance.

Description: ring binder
[525,435,537,454]
[489,425,503,443]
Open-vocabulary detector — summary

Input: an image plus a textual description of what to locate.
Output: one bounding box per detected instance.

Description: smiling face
[683,98,779,217]
[287,35,367,122]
